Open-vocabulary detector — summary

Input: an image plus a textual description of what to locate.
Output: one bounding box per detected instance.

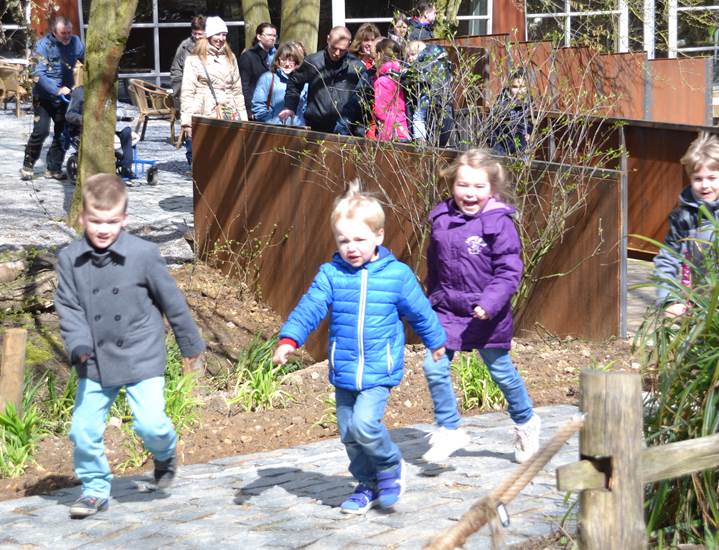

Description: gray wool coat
[54,231,205,387]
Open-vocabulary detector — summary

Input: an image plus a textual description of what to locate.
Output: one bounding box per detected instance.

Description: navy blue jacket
[32,33,84,102]
[280,247,446,391]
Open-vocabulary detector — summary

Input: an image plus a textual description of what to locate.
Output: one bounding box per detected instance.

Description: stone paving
[0,107,657,548]
[0,405,579,549]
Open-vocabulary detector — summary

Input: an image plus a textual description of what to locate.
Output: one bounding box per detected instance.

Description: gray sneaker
[44,169,67,181]
[154,453,177,489]
[69,495,109,518]
[20,166,33,180]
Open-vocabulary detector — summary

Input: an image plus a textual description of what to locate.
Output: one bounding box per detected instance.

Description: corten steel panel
[492,2,526,40]
[650,58,709,125]
[594,53,646,120]
[193,120,623,357]
[31,0,81,37]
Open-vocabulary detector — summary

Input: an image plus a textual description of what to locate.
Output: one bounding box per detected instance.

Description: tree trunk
[435,0,462,37]
[68,0,138,229]
[241,0,272,51]
[280,0,321,54]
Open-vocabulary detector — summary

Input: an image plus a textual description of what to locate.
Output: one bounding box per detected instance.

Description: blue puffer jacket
[251,69,307,126]
[280,246,446,391]
[32,33,85,102]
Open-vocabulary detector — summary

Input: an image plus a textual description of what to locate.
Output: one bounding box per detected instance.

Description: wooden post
[579,369,646,549]
[0,328,27,415]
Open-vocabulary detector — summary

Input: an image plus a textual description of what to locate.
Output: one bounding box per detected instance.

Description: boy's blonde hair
[331,179,385,233]
[681,132,719,177]
[405,40,426,61]
[440,148,514,204]
[82,173,128,212]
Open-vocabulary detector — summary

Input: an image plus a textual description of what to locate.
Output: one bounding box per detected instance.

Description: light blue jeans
[335,386,402,485]
[69,376,176,498]
[429,349,533,425]
[422,350,462,429]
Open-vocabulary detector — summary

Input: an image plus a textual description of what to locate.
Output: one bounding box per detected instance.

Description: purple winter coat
[426,197,523,351]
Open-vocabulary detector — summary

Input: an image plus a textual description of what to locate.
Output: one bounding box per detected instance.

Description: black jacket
[238,43,274,110]
[284,49,365,133]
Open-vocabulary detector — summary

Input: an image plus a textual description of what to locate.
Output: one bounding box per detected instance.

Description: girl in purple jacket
[423,148,541,464]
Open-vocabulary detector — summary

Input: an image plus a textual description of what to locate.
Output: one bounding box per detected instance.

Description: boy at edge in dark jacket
[54,174,205,519]
[273,180,447,515]
[425,149,541,464]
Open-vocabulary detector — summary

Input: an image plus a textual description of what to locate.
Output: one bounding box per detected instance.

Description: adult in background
[408,1,436,41]
[349,23,381,71]
[238,22,277,116]
[251,41,308,126]
[21,15,84,181]
[388,13,410,50]
[279,26,364,134]
[180,16,247,166]
[169,15,205,114]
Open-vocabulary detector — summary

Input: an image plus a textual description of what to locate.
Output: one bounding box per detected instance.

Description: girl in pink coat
[372,39,410,142]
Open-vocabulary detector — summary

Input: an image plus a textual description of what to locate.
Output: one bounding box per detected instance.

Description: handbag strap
[201,62,220,109]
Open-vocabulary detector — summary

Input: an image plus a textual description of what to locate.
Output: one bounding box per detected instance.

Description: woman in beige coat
[180,16,247,165]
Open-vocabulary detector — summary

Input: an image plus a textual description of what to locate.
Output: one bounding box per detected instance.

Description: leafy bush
[452,352,506,412]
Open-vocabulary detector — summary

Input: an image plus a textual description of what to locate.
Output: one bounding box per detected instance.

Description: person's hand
[665,302,687,318]
[183,125,192,139]
[278,109,295,122]
[473,305,489,320]
[182,354,203,374]
[57,86,71,96]
[78,352,93,364]
[273,343,295,365]
[431,346,446,362]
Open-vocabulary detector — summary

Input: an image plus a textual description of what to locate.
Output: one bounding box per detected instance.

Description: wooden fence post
[0,328,27,415]
[578,369,646,549]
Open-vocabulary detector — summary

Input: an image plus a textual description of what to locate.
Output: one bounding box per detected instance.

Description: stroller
[61,92,159,185]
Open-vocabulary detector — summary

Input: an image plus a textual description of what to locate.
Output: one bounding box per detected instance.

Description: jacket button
[98,340,104,347]
[92,288,99,294]
[114,314,121,321]
[94,314,101,321]
[117,339,124,347]
[112,287,119,294]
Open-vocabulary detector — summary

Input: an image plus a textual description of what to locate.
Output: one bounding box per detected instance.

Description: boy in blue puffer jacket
[273,180,447,514]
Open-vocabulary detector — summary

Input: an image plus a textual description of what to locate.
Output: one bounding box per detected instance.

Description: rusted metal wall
[31,0,81,37]
[193,119,624,357]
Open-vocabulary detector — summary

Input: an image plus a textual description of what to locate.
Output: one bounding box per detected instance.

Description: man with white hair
[21,15,84,181]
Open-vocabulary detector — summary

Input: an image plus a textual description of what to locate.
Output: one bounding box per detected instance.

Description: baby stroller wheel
[146,164,159,186]
[67,154,78,185]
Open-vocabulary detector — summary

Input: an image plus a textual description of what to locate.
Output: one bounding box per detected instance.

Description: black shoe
[120,169,137,180]
[20,166,33,180]
[154,453,177,489]
[44,169,67,181]
[69,495,109,518]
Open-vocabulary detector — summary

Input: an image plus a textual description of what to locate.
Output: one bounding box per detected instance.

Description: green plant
[312,389,337,430]
[635,214,719,545]
[163,336,202,434]
[452,352,506,412]
[0,402,43,477]
[41,369,78,435]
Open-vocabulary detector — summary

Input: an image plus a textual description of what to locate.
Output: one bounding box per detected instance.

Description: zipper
[355,269,368,390]
[387,342,393,374]
[330,340,337,373]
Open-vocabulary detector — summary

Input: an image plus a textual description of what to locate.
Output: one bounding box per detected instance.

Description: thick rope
[424,413,586,550]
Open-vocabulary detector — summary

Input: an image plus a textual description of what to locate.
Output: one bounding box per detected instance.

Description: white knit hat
[205,16,228,38]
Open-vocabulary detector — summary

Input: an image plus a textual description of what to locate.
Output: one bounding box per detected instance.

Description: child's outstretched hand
[273,343,295,365]
[431,346,446,362]
[473,305,489,320]
[665,303,687,318]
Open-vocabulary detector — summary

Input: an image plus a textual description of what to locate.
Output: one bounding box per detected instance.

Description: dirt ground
[0,263,634,502]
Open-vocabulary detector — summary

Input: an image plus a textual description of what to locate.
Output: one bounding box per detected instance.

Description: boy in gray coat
[54,173,205,518]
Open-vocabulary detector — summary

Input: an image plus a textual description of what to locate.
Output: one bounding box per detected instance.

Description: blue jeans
[69,376,176,498]
[448,349,533,425]
[335,386,402,485]
[422,350,461,429]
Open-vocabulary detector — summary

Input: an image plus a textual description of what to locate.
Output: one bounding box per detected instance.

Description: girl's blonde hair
[193,36,236,65]
[404,40,426,61]
[331,179,385,233]
[440,148,514,204]
[681,132,719,177]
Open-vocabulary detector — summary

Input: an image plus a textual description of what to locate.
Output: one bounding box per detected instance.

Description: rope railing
[424,413,586,550]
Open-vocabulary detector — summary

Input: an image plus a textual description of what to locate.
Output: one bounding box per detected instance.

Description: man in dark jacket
[169,15,205,114]
[279,27,364,133]
[238,23,277,114]
[21,15,84,181]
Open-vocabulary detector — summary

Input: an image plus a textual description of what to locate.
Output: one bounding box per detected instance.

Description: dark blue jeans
[23,95,68,172]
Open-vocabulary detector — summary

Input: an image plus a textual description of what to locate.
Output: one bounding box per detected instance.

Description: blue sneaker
[340,483,378,515]
[377,460,406,508]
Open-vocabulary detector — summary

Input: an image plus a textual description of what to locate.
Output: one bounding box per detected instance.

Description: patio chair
[127,78,177,144]
[0,62,30,118]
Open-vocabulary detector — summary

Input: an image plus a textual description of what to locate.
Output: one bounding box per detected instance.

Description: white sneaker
[513,414,541,464]
[421,426,471,462]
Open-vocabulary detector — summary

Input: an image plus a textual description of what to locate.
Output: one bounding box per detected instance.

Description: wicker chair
[127,78,177,144]
[0,62,30,118]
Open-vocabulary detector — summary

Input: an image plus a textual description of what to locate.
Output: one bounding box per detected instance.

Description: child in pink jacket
[373,39,410,142]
